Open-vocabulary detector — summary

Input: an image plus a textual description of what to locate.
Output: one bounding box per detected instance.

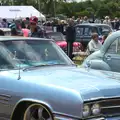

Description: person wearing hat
[28,16,44,38]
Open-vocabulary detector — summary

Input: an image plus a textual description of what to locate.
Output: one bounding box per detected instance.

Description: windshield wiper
[23,63,73,71]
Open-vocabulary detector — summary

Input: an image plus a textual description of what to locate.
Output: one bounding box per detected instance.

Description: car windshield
[98,26,112,35]
[46,32,65,41]
[0,39,73,70]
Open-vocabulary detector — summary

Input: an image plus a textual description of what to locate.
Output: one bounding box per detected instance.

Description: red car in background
[46,32,83,53]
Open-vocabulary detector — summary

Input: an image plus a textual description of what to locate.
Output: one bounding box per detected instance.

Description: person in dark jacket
[111,17,120,30]
[28,16,44,38]
[66,18,76,59]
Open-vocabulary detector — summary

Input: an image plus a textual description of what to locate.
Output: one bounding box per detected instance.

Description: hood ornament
[85,60,91,71]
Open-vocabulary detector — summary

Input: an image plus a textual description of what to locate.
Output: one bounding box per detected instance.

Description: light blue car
[0,36,120,120]
[82,31,120,72]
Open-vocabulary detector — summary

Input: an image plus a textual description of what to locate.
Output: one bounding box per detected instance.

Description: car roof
[46,31,63,34]
[75,23,110,27]
[0,36,53,41]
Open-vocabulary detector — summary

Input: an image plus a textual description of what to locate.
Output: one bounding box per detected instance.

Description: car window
[89,27,98,35]
[107,38,120,54]
[98,26,112,35]
[117,39,120,54]
[0,40,73,70]
[75,27,84,36]
[84,27,90,36]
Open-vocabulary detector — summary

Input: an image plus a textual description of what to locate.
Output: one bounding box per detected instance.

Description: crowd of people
[0,15,119,59]
[0,15,119,36]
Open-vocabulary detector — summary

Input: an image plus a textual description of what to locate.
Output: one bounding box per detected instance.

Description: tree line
[0,0,120,18]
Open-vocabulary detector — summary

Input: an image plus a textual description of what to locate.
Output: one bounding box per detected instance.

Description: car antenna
[13,50,21,80]
[86,60,91,72]
[18,63,21,80]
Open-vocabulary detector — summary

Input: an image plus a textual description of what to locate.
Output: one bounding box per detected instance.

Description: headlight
[83,105,90,117]
[91,103,101,115]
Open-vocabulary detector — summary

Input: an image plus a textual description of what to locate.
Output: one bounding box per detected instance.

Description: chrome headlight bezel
[83,104,91,117]
[83,103,101,118]
[91,103,101,115]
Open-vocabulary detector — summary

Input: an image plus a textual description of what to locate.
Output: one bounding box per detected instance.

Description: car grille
[99,98,120,116]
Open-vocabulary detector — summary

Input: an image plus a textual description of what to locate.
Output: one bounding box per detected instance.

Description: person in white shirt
[103,16,111,27]
[87,33,102,54]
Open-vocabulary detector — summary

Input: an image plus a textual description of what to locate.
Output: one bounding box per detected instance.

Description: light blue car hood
[7,66,120,101]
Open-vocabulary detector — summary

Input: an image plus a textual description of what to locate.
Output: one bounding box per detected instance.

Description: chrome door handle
[106,55,111,60]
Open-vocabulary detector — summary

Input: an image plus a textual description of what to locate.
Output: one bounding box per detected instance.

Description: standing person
[66,18,76,59]
[28,16,44,38]
[103,16,111,27]
[87,33,102,54]
[101,34,108,44]
[9,23,23,36]
[112,17,120,31]
[1,19,8,28]
[82,16,89,23]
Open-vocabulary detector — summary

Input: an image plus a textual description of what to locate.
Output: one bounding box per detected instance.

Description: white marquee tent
[0,6,46,21]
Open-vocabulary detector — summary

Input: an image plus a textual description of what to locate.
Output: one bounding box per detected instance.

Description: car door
[103,37,120,72]
[0,76,16,119]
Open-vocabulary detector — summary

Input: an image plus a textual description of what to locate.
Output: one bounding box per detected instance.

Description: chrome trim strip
[53,112,80,119]
[87,117,105,120]
[101,105,120,109]
[0,94,11,104]
[84,97,120,103]
[0,94,11,98]
[54,116,75,120]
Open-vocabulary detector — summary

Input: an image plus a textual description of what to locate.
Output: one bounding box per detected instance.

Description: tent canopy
[0,6,46,21]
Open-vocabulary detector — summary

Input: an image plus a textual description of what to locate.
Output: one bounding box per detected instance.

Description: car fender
[11,85,83,119]
[90,59,111,71]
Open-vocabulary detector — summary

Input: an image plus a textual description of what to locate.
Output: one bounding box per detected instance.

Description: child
[102,34,108,44]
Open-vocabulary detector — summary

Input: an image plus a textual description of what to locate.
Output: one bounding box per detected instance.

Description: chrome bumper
[88,116,120,120]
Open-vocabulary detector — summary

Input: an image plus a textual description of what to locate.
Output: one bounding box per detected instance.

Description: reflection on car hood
[3,66,120,101]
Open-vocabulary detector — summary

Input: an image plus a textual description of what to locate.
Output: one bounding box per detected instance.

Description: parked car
[75,23,113,49]
[46,32,83,53]
[82,31,120,72]
[1,36,120,120]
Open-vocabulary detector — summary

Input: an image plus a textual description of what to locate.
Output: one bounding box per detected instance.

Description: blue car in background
[75,23,113,49]
[82,31,120,73]
[0,36,120,120]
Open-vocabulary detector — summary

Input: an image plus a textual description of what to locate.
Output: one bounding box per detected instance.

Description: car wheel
[23,104,53,120]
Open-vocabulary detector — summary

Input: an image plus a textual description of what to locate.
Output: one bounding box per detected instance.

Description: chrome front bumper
[88,116,120,120]
[55,116,120,120]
